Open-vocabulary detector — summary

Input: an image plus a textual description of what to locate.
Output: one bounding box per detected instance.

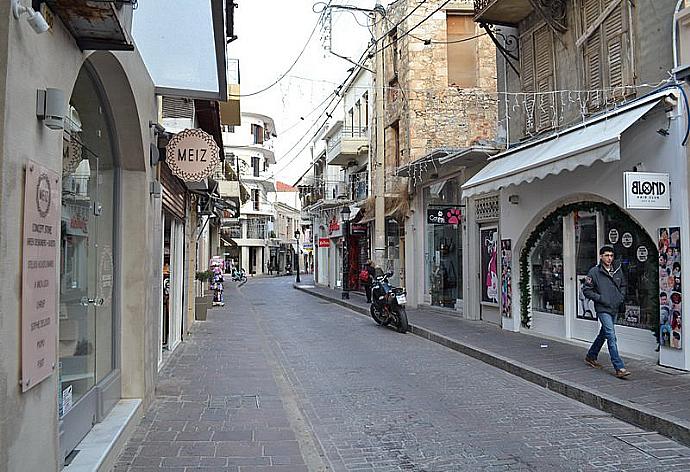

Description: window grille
[475,195,500,222]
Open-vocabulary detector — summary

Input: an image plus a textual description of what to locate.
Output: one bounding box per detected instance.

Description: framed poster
[659,226,682,349]
[500,239,512,317]
[481,227,499,304]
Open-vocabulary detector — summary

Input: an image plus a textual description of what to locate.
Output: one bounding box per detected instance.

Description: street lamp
[340,206,351,299]
[294,229,301,283]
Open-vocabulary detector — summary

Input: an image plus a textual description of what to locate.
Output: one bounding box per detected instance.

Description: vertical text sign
[22,161,60,392]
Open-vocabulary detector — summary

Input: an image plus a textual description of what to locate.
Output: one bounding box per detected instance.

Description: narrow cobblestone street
[114,277,690,471]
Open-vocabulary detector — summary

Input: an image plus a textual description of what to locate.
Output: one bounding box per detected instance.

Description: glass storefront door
[424,177,463,309]
[59,66,117,461]
[572,212,600,341]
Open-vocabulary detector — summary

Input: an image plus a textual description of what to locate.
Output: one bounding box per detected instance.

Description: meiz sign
[624,172,670,210]
[165,128,220,182]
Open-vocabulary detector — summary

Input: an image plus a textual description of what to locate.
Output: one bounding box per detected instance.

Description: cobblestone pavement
[114,277,690,471]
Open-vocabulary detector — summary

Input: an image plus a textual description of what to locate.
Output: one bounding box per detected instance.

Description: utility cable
[228,1,332,98]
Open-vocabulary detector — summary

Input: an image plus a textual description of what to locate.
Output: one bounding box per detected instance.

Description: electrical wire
[228,1,332,98]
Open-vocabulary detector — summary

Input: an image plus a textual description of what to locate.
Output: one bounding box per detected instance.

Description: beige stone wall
[375,0,498,173]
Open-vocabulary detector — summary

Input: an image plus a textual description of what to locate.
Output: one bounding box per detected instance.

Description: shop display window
[531,217,564,315]
[602,214,658,331]
[424,178,463,309]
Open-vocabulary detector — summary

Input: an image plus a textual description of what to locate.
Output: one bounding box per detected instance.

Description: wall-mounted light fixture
[36,88,65,130]
[13,0,50,34]
[508,194,520,205]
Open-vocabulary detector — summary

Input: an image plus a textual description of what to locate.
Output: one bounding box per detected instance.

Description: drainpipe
[674,0,685,70]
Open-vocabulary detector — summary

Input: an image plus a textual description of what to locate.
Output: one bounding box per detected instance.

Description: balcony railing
[326,126,369,166]
[473,0,534,26]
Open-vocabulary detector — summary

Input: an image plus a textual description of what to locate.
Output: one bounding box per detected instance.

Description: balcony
[325,123,369,167]
[473,0,533,25]
[45,0,134,51]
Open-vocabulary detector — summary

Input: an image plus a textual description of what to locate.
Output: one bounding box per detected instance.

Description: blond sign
[165,128,220,182]
[22,161,60,392]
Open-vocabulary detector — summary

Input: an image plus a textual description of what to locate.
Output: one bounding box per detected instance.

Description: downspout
[674,0,684,70]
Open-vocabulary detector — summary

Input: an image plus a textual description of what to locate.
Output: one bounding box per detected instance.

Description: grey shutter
[520,32,536,133]
[582,0,603,109]
[534,26,555,132]
[603,0,633,97]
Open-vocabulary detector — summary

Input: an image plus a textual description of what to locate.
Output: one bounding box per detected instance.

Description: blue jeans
[587,312,625,371]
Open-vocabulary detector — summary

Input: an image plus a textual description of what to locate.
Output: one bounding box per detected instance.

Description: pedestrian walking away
[582,245,631,378]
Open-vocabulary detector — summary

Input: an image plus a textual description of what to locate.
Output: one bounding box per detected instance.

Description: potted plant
[194,271,214,320]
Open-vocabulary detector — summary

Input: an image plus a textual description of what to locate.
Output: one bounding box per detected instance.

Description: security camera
[27,10,49,34]
[13,0,50,34]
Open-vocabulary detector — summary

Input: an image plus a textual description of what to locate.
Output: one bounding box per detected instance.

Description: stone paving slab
[112,283,318,472]
[294,276,690,448]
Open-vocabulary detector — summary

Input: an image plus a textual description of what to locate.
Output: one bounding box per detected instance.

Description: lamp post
[340,206,351,299]
[294,229,301,283]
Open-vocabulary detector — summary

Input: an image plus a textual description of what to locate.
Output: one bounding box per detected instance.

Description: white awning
[461,93,670,199]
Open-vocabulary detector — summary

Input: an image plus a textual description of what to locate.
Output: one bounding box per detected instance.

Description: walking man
[583,245,631,378]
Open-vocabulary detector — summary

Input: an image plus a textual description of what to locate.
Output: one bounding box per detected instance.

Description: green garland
[519,201,637,328]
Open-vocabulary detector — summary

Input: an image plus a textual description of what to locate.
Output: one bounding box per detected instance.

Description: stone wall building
[371,0,499,308]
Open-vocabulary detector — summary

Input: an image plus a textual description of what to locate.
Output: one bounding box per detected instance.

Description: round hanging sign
[608,229,619,244]
[636,246,648,262]
[621,232,633,248]
[165,128,220,182]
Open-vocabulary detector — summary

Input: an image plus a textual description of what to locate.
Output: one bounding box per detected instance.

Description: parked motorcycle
[370,270,408,333]
[231,267,247,283]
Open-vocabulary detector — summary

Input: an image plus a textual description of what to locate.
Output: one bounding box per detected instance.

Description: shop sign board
[350,224,367,235]
[22,161,60,392]
[624,172,670,210]
[165,128,220,182]
[303,242,313,250]
[318,237,330,248]
[427,207,463,225]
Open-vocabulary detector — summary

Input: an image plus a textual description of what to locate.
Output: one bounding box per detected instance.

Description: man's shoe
[615,369,631,378]
[585,356,603,369]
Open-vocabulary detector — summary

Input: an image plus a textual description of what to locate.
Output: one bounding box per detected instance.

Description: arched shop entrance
[522,202,659,358]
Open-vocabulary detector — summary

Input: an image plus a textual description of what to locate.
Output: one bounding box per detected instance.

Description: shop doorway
[59,66,119,461]
[479,225,501,324]
[528,204,658,355]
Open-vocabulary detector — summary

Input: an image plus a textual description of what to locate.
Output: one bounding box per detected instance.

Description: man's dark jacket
[582,263,627,314]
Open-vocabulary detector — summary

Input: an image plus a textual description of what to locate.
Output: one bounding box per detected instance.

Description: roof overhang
[396,146,500,178]
[462,90,674,199]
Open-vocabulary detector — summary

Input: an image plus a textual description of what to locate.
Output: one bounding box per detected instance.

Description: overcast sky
[230,1,377,184]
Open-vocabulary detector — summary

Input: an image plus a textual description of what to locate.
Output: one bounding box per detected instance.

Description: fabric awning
[461,93,669,199]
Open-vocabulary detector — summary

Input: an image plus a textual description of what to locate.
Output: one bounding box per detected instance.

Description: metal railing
[474,0,493,16]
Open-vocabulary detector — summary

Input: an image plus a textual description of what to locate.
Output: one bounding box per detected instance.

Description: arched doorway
[524,202,659,356]
[59,61,120,461]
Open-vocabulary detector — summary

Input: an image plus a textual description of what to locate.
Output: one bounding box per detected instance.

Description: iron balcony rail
[474,0,493,17]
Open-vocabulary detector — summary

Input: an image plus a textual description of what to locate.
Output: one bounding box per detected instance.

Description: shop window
[602,213,657,331]
[425,178,463,308]
[447,14,478,88]
[531,217,564,314]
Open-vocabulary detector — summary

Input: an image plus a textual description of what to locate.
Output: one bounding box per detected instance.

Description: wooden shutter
[582,0,603,108]
[534,26,554,132]
[603,1,633,97]
[520,32,536,133]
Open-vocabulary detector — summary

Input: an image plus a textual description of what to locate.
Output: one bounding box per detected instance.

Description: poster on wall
[659,226,682,349]
[481,227,499,304]
[22,161,60,392]
[500,239,512,317]
[577,276,597,320]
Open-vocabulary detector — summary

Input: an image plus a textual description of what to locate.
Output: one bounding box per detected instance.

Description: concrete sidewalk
[294,275,690,448]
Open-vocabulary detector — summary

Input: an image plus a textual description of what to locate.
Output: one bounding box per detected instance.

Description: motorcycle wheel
[370,304,389,326]
[394,306,408,333]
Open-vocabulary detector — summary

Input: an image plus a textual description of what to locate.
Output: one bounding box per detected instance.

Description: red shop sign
[318,237,330,248]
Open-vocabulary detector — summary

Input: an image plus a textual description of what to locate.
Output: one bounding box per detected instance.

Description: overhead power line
[228,1,332,98]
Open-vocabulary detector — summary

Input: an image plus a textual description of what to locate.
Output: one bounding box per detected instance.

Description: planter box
[195,294,213,321]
